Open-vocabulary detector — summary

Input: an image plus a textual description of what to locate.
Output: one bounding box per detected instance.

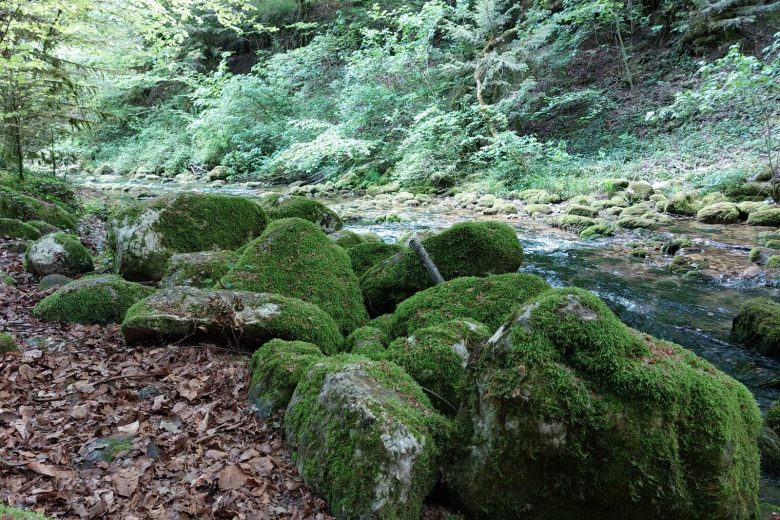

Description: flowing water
[75,173,780,500]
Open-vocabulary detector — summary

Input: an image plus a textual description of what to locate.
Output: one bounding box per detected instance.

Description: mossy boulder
[221,218,368,335]
[347,242,405,278]
[566,204,598,218]
[697,203,740,224]
[38,274,73,290]
[107,193,267,281]
[24,233,93,277]
[345,326,388,356]
[603,178,629,193]
[122,287,343,354]
[161,250,238,288]
[737,201,769,218]
[579,223,613,240]
[248,339,324,419]
[748,208,780,227]
[523,203,553,215]
[0,186,77,230]
[0,331,18,352]
[367,314,394,336]
[616,212,671,229]
[550,214,596,232]
[759,426,780,474]
[449,288,760,519]
[664,192,702,216]
[361,221,524,315]
[385,321,490,413]
[661,237,694,255]
[731,297,780,359]
[0,218,41,240]
[391,273,550,338]
[517,189,560,204]
[32,275,153,324]
[767,256,780,269]
[767,401,780,435]
[758,231,780,249]
[25,220,60,235]
[329,230,366,249]
[625,180,653,202]
[285,356,451,520]
[701,192,730,205]
[260,194,342,233]
[669,254,710,276]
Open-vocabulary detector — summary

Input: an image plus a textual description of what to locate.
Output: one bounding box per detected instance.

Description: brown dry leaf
[218,464,248,491]
[117,420,140,436]
[24,462,75,480]
[112,471,139,498]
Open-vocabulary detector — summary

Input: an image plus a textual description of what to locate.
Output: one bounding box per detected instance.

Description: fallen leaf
[218,464,247,491]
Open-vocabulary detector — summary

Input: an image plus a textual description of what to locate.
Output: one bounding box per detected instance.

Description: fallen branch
[409,234,444,284]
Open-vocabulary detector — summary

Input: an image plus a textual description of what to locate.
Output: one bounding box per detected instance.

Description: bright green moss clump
[247,339,324,419]
[0,218,41,240]
[0,504,51,519]
[33,274,154,324]
[731,297,780,359]
[767,256,780,269]
[345,326,388,356]
[566,204,598,218]
[24,233,93,277]
[346,242,404,278]
[221,218,368,335]
[748,208,780,227]
[0,332,18,352]
[0,271,15,286]
[697,202,741,224]
[25,220,60,235]
[361,221,524,315]
[449,288,761,519]
[664,192,701,216]
[261,194,343,233]
[767,401,780,435]
[108,193,267,281]
[550,214,595,232]
[579,223,613,240]
[161,250,238,288]
[758,231,780,249]
[391,273,550,337]
[517,189,560,204]
[329,230,365,249]
[0,186,77,230]
[285,355,452,520]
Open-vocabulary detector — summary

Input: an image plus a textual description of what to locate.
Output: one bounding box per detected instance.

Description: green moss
[737,201,769,218]
[700,191,730,205]
[361,221,524,315]
[626,180,653,202]
[697,202,740,224]
[0,271,15,286]
[345,326,388,356]
[566,204,598,218]
[602,178,629,194]
[767,256,780,269]
[523,203,553,215]
[0,503,52,519]
[759,426,780,474]
[664,192,702,216]
[731,297,780,358]
[661,237,694,255]
[221,218,368,335]
[367,313,394,336]
[33,274,154,324]
[161,250,238,288]
[329,230,365,249]
[0,218,41,240]
[261,194,343,233]
[391,273,550,337]
[669,254,710,276]
[285,355,452,520]
[517,189,560,204]
[749,248,762,262]
[247,339,324,419]
[579,223,613,240]
[0,186,77,230]
[38,274,72,290]
[550,214,595,232]
[758,232,780,249]
[346,242,404,278]
[450,288,761,519]
[766,401,780,435]
[24,220,60,235]
[24,233,94,277]
[748,208,780,227]
[0,332,18,352]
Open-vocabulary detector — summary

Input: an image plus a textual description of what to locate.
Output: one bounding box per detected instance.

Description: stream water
[74,173,780,501]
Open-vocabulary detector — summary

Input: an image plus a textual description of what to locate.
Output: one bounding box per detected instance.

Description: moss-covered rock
[33,274,154,324]
[661,237,694,255]
[731,297,780,359]
[616,214,669,229]
[24,233,93,277]
[161,250,238,288]
[449,288,761,519]
[107,193,267,281]
[603,178,629,193]
[0,186,77,230]
[566,204,598,218]
[345,326,388,356]
[758,231,780,249]
[260,194,342,233]
[697,202,740,224]
[523,203,553,215]
[248,339,324,419]
[701,191,730,205]
[122,287,343,354]
[385,321,490,413]
[391,273,550,338]
[329,230,365,249]
[737,201,770,218]
[347,242,405,278]
[550,214,596,232]
[517,189,560,204]
[669,254,710,276]
[579,223,613,240]
[767,401,780,435]
[25,220,60,235]
[625,180,653,202]
[285,356,451,520]
[361,221,524,315]
[0,331,18,352]
[367,314,394,336]
[221,218,368,335]
[748,208,780,227]
[0,218,41,240]
[759,426,780,474]
[768,256,780,269]
[664,192,702,216]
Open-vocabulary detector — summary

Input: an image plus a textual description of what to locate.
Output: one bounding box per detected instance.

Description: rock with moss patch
[38,274,73,290]
[669,253,709,277]
[107,193,267,281]
[248,339,324,419]
[661,237,694,255]
[732,297,780,359]
[748,208,780,227]
[449,288,761,519]
[700,192,730,205]
[285,356,451,520]
[161,250,238,288]
[33,274,153,324]
[550,214,595,232]
[347,242,405,278]
[580,224,613,240]
[768,256,780,269]
[759,426,780,474]
[221,218,367,335]
[367,314,394,336]
[517,189,560,204]
[25,220,60,235]
[0,331,18,352]
[391,273,549,338]
[523,203,553,215]
[0,218,41,240]
[697,203,740,224]
[361,222,524,315]
[329,230,366,249]
[122,287,343,354]
[603,178,629,193]
[260,194,342,233]
[664,192,702,216]
[737,201,769,218]
[24,233,93,277]
[617,213,670,229]
[625,181,653,202]
[767,401,780,435]
[0,186,77,230]
[566,204,598,218]
[758,231,780,249]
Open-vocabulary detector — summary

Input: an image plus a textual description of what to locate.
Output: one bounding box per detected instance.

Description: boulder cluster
[17,191,766,519]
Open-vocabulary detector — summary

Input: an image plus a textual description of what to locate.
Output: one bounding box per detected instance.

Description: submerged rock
[449,288,760,519]
[260,194,342,233]
[33,274,154,324]
[731,297,780,359]
[285,356,450,520]
[24,233,93,277]
[161,250,238,288]
[122,287,343,354]
[0,218,41,240]
[360,221,524,315]
[108,192,267,281]
[221,218,368,335]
